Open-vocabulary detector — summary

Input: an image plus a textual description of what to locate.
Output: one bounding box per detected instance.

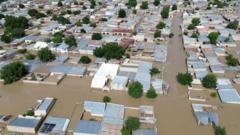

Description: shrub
[176,72,193,86]
[202,74,217,89]
[146,86,158,99]
[208,32,220,44]
[140,1,148,9]
[102,96,111,103]
[210,92,217,98]
[80,56,91,64]
[214,126,227,135]
[156,21,166,29]
[172,4,177,11]
[128,81,143,98]
[18,49,27,54]
[226,21,239,30]
[25,53,36,60]
[154,30,161,38]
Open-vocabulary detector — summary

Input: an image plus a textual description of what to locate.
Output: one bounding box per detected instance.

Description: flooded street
[0,13,240,135]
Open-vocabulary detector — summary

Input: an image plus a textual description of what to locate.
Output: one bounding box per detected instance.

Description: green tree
[125,117,140,130]
[161,6,170,19]
[1,34,12,43]
[54,16,70,25]
[0,61,28,84]
[82,16,90,24]
[177,72,193,86]
[25,53,36,60]
[187,24,195,30]
[64,35,77,47]
[37,47,55,62]
[172,4,177,11]
[128,81,143,98]
[118,9,126,18]
[156,21,166,29]
[18,49,27,54]
[154,0,160,6]
[127,0,137,7]
[80,56,91,64]
[226,21,239,30]
[225,55,239,66]
[191,18,200,26]
[202,74,217,89]
[150,67,160,76]
[92,33,102,40]
[140,1,148,9]
[19,4,25,8]
[102,96,111,103]
[146,86,158,99]
[93,42,125,60]
[208,32,219,44]
[73,10,81,15]
[191,32,199,38]
[52,32,63,44]
[214,126,226,135]
[28,9,46,19]
[121,127,131,135]
[154,30,161,38]
[58,0,63,7]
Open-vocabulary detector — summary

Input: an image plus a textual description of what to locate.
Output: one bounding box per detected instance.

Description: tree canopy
[93,42,125,60]
[154,30,161,38]
[102,96,111,103]
[126,0,137,7]
[226,21,239,30]
[37,47,55,62]
[92,33,102,40]
[125,117,140,130]
[52,32,63,44]
[202,74,217,89]
[28,9,46,19]
[140,1,148,9]
[128,81,143,98]
[156,21,166,29]
[146,86,158,99]
[208,32,220,44]
[53,16,70,25]
[0,61,28,84]
[79,56,91,64]
[172,4,177,11]
[1,16,29,43]
[225,55,239,66]
[64,35,77,47]
[82,16,90,24]
[150,67,160,76]
[161,6,170,19]
[214,126,227,135]
[153,0,160,6]
[118,9,126,18]
[176,72,193,86]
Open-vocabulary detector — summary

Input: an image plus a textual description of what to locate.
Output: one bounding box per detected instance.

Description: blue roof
[135,61,152,91]
[9,117,40,128]
[133,129,156,135]
[74,120,101,134]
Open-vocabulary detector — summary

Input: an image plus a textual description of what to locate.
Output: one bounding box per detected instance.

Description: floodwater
[0,13,240,135]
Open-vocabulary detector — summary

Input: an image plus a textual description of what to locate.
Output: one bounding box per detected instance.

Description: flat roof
[74,120,101,134]
[8,116,41,128]
[39,116,70,133]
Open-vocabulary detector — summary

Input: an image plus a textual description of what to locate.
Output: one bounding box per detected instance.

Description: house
[38,116,70,135]
[133,129,156,135]
[34,97,56,117]
[33,41,49,50]
[84,101,106,117]
[134,61,152,92]
[73,120,101,135]
[111,75,128,91]
[91,63,119,90]
[7,116,42,134]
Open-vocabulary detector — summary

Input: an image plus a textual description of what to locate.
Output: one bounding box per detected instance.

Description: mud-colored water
[0,13,240,135]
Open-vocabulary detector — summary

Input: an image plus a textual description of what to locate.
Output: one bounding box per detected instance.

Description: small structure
[7,116,42,134]
[73,120,101,135]
[91,63,119,89]
[111,76,128,91]
[34,97,56,117]
[38,116,70,135]
[133,129,156,135]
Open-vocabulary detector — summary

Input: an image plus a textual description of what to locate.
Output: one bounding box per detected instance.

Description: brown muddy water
[0,13,240,135]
